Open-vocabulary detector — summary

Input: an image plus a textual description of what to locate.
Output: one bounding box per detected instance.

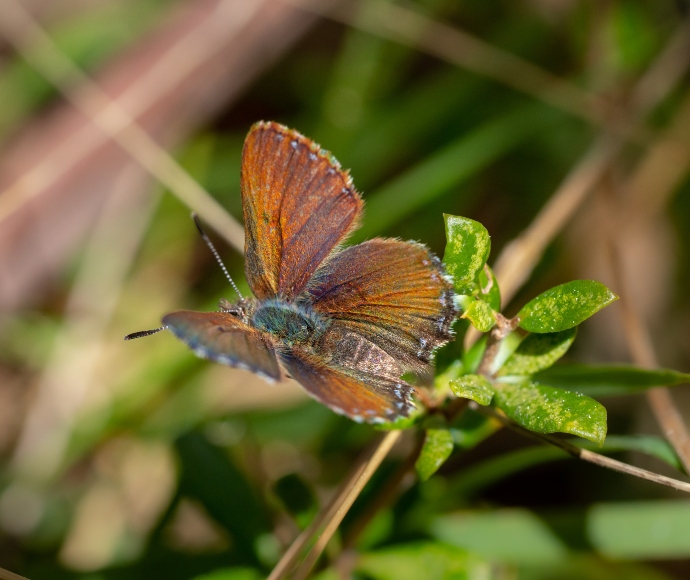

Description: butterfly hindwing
[162,310,281,381]
[303,238,457,376]
[280,326,416,423]
[241,121,363,301]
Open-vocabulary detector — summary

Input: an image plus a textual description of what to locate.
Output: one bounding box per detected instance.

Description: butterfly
[126,121,457,423]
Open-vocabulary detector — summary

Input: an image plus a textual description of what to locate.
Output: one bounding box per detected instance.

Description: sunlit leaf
[517,280,618,333]
[493,381,607,445]
[357,542,490,580]
[443,214,491,295]
[450,374,494,406]
[462,298,496,333]
[534,364,690,397]
[498,328,577,376]
[416,428,455,481]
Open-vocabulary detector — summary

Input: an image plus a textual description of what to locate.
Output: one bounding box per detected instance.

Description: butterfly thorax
[251,299,328,346]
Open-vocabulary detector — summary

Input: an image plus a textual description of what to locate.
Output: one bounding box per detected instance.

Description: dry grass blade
[269,430,402,580]
[0,0,251,252]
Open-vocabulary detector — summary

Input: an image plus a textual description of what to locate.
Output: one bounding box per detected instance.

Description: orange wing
[303,238,457,375]
[241,121,363,301]
[162,310,281,382]
[280,330,416,423]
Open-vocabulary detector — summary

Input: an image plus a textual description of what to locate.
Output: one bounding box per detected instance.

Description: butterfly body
[153,121,458,423]
[251,299,328,347]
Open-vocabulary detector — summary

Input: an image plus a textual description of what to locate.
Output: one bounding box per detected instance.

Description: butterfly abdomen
[252,299,328,346]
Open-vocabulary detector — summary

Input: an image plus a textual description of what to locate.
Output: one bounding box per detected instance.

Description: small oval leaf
[443,214,491,295]
[415,428,455,481]
[463,299,496,332]
[493,381,607,446]
[450,374,494,406]
[517,280,617,333]
[498,328,577,376]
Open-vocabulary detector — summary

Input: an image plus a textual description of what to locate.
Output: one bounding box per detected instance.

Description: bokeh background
[1,0,690,578]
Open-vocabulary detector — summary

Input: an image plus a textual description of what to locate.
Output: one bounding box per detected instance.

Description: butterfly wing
[241,121,363,301]
[162,310,281,381]
[280,325,416,423]
[303,238,457,376]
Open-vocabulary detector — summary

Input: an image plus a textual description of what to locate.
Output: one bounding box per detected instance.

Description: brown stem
[268,430,402,580]
[471,403,690,494]
[341,433,426,551]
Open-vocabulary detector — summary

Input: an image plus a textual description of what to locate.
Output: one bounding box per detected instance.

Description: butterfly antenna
[192,213,244,300]
[124,326,167,340]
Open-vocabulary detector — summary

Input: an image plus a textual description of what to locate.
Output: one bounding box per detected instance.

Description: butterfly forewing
[162,310,281,381]
[303,238,457,376]
[241,121,363,301]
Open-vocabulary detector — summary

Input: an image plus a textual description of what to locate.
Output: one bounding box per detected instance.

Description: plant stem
[471,403,690,494]
[268,430,402,580]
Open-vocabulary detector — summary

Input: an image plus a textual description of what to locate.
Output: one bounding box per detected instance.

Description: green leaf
[450,374,494,406]
[192,568,262,580]
[477,264,501,310]
[431,510,569,565]
[415,428,455,481]
[443,214,491,295]
[517,280,618,333]
[533,364,690,397]
[589,500,690,559]
[462,298,496,332]
[498,328,577,376]
[493,381,607,445]
[357,542,490,580]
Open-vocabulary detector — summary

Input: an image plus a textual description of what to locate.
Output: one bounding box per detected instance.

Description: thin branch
[268,430,402,580]
[0,0,251,252]
[470,403,690,494]
[342,434,424,551]
[290,430,402,580]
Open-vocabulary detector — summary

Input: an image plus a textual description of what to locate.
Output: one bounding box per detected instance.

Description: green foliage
[534,364,690,397]
[443,214,491,295]
[517,280,618,333]
[450,374,494,406]
[357,542,491,580]
[498,328,577,376]
[416,428,455,481]
[493,381,607,445]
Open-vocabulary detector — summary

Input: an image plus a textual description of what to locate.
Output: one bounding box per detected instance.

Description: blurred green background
[1,0,690,578]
